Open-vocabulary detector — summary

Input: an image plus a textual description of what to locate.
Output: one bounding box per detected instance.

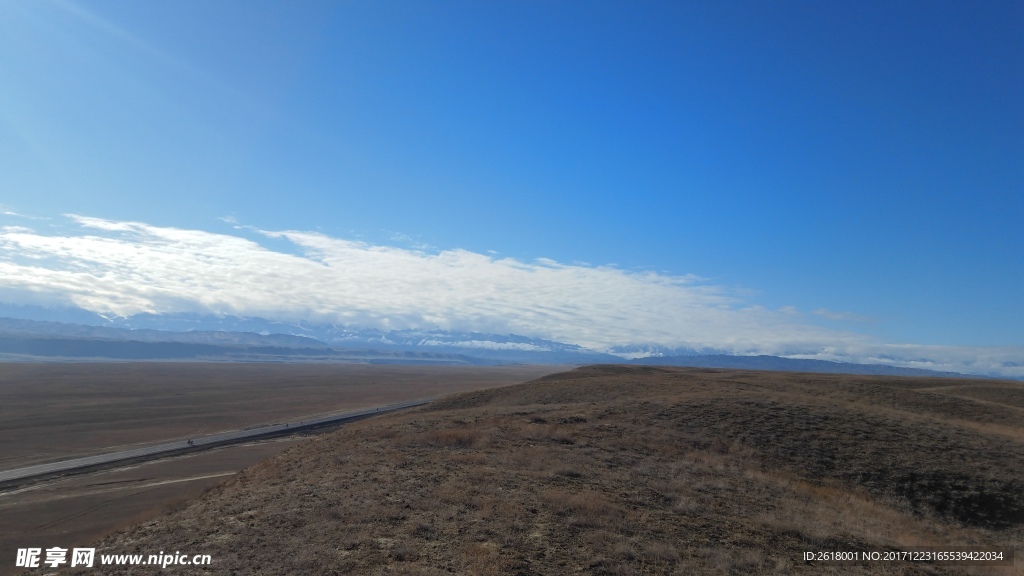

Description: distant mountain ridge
[0,317,480,364]
[0,309,992,378]
[0,316,329,348]
[0,307,622,364]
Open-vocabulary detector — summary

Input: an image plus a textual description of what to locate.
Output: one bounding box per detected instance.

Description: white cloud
[0,206,49,220]
[420,340,553,352]
[789,343,1024,380]
[0,215,1020,378]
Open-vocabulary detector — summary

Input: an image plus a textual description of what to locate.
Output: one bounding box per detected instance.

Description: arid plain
[56,365,1024,575]
[0,363,563,574]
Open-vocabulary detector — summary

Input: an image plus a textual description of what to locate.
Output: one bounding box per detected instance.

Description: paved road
[0,399,429,486]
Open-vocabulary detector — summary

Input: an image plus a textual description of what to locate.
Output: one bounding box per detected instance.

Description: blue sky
[0,1,1021,374]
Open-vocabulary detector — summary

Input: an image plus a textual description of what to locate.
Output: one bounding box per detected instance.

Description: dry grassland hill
[84,366,1023,575]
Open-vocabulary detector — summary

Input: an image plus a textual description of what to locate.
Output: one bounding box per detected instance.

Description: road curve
[0,398,430,487]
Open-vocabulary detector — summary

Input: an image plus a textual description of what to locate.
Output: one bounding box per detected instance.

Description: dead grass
[413,427,482,448]
[80,366,1024,575]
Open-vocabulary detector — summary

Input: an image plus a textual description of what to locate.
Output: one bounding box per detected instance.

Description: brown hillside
[81,366,1023,575]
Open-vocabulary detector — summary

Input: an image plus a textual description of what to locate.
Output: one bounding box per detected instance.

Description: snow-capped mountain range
[0,303,994,378]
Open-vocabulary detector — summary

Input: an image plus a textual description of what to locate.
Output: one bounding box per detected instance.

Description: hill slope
[85,367,1023,575]
[632,354,968,377]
